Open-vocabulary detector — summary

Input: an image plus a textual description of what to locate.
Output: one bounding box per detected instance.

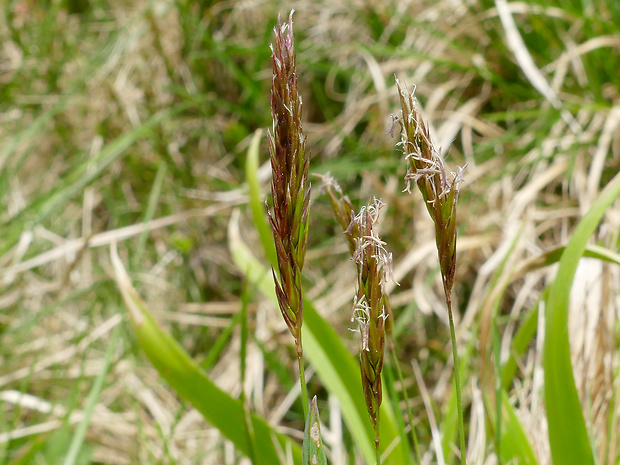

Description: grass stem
[447,298,466,465]
[297,348,309,420]
[375,408,381,465]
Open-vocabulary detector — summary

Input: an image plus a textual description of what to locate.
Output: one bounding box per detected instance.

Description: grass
[1,1,620,464]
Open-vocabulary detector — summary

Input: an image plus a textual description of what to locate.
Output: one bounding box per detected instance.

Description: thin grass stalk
[268,11,311,418]
[297,354,309,418]
[395,78,467,465]
[446,298,466,465]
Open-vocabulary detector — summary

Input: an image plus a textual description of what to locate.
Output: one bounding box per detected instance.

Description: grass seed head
[268,11,311,347]
[321,176,396,434]
[349,198,393,434]
[395,79,466,300]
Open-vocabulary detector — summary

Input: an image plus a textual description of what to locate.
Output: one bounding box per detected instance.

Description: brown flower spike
[267,12,311,355]
[320,175,396,452]
[395,80,466,302]
[348,198,391,442]
[395,79,468,464]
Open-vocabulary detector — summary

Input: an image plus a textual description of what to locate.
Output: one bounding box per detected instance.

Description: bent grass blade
[111,243,301,465]
[544,171,620,465]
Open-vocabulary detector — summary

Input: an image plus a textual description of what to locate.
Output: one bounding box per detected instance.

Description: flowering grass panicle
[348,198,390,437]
[320,175,396,457]
[395,78,467,465]
[267,12,312,418]
[395,80,466,302]
[267,12,311,353]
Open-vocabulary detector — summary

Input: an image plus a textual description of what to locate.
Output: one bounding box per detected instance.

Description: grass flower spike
[267,11,311,417]
[348,198,390,437]
[395,80,466,302]
[395,79,467,464]
[320,175,395,463]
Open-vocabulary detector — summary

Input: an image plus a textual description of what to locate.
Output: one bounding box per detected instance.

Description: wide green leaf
[111,243,301,465]
[544,171,620,465]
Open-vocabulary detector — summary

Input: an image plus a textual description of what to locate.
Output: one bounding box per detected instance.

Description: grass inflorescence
[2,2,619,465]
[395,80,467,465]
[267,11,312,418]
[321,175,396,462]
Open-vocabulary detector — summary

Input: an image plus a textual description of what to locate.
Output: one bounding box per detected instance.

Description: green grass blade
[201,313,241,371]
[111,243,300,465]
[544,171,620,465]
[492,316,502,460]
[240,280,258,465]
[514,244,620,278]
[384,354,416,465]
[63,326,119,465]
[228,210,408,465]
[485,391,539,465]
[503,244,619,389]
[133,160,168,266]
[303,397,328,465]
[245,128,277,268]
[501,304,539,390]
[0,96,71,172]
[498,392,538,465]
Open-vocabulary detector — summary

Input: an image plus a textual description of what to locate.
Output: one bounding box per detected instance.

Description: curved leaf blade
[245,129,277,267]
[111,243,300,465]
[544,171,620,465]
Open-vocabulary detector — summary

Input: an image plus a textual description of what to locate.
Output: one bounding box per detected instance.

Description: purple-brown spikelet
[395,80,466,301]
[267,12,311,351]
